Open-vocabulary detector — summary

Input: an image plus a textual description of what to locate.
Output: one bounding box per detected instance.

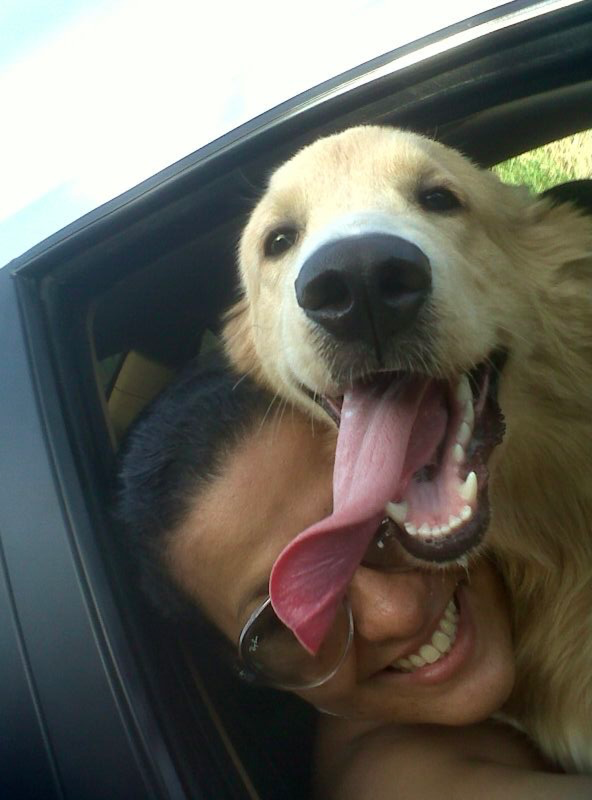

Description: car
[1,1,591,797]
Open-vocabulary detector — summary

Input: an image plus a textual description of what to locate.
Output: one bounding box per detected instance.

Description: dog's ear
[519,185,592,284]
[540,180,592,217]
[222,296,262,380]
[539,181,592,280]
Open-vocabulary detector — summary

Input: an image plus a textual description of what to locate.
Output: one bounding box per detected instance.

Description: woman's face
[167,412,514,726]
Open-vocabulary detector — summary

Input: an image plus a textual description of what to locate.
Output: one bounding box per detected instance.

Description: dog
[223,125,592,772]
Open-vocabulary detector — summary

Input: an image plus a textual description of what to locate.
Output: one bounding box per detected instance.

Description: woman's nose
[349,567,430,643]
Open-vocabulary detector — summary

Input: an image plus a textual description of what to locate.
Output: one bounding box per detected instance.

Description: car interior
[9,3,592,798]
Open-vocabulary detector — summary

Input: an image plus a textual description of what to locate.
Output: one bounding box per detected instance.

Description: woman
[116,355,592,799]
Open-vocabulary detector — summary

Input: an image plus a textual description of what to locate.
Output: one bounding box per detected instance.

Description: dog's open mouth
[270,352,506,654]
[316,352,506,562]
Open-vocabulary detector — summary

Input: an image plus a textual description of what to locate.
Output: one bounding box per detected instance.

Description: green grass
[493,156,572,193]
[492,130,592,193]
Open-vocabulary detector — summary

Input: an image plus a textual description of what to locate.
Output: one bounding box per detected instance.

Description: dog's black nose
[295,233,431,352]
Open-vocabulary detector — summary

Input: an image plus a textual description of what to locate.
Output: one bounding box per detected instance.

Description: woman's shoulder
[313,717,592,800]
[314,717,462,799]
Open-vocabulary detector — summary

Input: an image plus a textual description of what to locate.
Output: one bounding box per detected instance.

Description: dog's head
[224,125,589,565]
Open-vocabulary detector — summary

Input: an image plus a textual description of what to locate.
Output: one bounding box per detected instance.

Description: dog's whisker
[231,367,256,392]
[259,391,282,432]
[273,396,291,440]
[235,167,266,199]
[494,324,532,350]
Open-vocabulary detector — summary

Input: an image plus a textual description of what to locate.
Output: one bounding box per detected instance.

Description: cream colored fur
[223,126,592,772]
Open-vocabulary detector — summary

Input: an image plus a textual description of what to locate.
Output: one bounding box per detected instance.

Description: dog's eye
[264,227,298,257]
[418,187,462,212]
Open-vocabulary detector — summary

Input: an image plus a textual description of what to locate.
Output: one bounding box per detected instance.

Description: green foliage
[492,130,592,193]
[493,156,571,193]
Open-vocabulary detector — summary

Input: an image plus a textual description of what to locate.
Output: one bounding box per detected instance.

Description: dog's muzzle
[295,233,431,355]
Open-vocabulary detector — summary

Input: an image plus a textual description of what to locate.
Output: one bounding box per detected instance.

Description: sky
[0,0,508,267]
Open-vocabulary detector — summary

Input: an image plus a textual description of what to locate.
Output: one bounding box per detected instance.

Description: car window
[493,128,592,192]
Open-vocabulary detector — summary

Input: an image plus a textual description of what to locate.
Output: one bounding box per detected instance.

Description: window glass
[493,130,592,193]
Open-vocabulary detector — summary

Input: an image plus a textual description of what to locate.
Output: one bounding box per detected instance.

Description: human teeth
[386,500,408,525]
[445,599,458,618]
[404,523,417,536]
[431,525,441,535]
[440,524,450,534]
[391,596,459,673]
[418,523,431,536]
[453,444,464,464]
[449,515,462,529]
[460,505,473,521]
[456,375,471,406]
[457,421,472,447]
[432,630,452,654]
[419,644,441,664]
[459,471,478,504]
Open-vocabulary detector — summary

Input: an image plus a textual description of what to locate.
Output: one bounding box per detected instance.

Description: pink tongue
[270,376,437,654]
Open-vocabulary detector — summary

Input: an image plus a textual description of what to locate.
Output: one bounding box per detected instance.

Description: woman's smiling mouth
[369,581,476,686]
[390,595,459,672]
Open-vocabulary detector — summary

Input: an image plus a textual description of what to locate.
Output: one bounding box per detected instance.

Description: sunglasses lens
[239,599,352,689]
[361,517,414,571]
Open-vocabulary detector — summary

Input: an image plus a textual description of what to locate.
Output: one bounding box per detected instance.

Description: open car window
[493,128,592,191]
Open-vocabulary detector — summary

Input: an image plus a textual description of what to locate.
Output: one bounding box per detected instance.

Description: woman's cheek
[295,654,366,718]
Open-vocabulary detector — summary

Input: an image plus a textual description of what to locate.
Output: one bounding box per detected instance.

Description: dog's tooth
[385,500,408,525]
[459,471,478,504]
[456,375,471,406]
[431,525,441,535]
[457,422,472,447]
[453,444,465,464]
[440,524,450,534]
[460,505,473,521]
[418,523,431,536]
[404,523,417,536]
[448,515,462,529]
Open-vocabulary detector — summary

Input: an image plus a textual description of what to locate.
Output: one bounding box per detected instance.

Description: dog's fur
[223,126,592,771]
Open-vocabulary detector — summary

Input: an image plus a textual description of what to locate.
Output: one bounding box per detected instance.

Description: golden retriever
[223,125,592,772]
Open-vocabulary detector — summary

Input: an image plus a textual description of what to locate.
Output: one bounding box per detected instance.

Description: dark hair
[115,352,272,621]
[114,351,317,798]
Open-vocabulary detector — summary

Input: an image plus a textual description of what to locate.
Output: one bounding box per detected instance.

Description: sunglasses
[237,517,415,690]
